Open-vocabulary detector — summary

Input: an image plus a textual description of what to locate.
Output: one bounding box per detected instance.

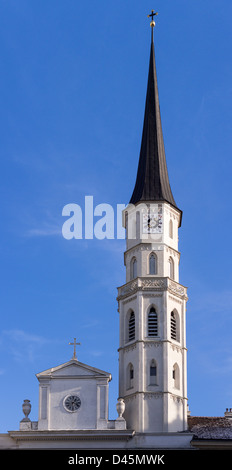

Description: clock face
[143,206,162,234]
[63,395,81,412]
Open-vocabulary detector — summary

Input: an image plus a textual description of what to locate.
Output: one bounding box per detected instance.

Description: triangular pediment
[36,359,111,380]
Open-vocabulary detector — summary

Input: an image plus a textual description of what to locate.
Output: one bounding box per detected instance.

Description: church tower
[117,13,188,433]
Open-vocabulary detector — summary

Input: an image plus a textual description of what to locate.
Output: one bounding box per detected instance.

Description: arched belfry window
[128,311,135,342]
[150,360,157,385]
[168,257,174,280]
[131,257,137,280]
[148,307,158,337]
[149,253,157,275]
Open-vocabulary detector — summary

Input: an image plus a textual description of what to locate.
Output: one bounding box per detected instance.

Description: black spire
[130,22,180,216]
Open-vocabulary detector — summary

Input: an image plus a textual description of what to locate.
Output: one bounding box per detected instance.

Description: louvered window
[128,312,135,341]
[171,311,177,340]
[148,307,158,337]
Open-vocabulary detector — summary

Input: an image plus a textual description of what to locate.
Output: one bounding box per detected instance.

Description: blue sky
[0,0,232,431]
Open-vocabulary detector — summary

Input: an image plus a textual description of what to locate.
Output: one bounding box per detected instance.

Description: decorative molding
[165,246,180,260]
[141,279,165,289]
[124,243,152,260]
[165,204,181,220]
[151,244,164,251]
[170,394,184,404]
[143,293,163,298]
[118,281,138,298]
[124,391,186,404]
[123,394,137,403]
[125,241,180,262]
[168,294,182,305]
[144,341,162,349]
[122,295,137,305]
[8,429,134,442]
[123,343,137,354]
[170,343,182,353]
[168,281,187,299]
[117,277,187,301]
[143,392,162,400]
[124,392,163,402]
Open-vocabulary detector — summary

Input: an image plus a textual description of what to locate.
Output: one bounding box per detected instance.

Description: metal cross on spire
[147,9,158,21]
[69,337,81,360]
[147,9,158,42]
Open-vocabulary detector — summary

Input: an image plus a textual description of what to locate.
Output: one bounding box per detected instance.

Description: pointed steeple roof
[130,26,181,216]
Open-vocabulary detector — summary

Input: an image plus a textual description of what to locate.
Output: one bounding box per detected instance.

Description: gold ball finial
[150,20,156,28]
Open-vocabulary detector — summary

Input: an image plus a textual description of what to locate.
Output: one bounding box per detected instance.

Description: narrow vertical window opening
[148,307,158,337]
[172,363,180,389]
[169,257,174,280]
[169,219,173,238]
[128,311,135,342]
[131,257,137,280]
[171,311,177,340]
[149,253,157,275]
[149,360,157,385]
[127,363,134,389]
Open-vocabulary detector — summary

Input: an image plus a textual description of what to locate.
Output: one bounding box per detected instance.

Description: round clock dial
[63,395,81,412]
[142,209,162,234]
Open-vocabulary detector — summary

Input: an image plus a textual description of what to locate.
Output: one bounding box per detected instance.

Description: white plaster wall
[167,395,185,432]
[48,378,98,430]
[143,395,163,432]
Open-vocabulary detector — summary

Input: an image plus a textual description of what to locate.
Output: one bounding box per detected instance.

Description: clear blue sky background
[0,0,232,431]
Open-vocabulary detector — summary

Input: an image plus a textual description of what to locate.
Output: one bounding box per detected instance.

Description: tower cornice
[123,242,181,264]
[117,277,188,302]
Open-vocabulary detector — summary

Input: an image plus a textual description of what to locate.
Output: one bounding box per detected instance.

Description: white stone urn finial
[21,399,31,422]
[116,398,125,419]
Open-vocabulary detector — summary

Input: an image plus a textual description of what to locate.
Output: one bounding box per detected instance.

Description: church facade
[1,15,231,450]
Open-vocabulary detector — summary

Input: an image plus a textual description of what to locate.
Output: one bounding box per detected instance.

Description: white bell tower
[117,16,188,434]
